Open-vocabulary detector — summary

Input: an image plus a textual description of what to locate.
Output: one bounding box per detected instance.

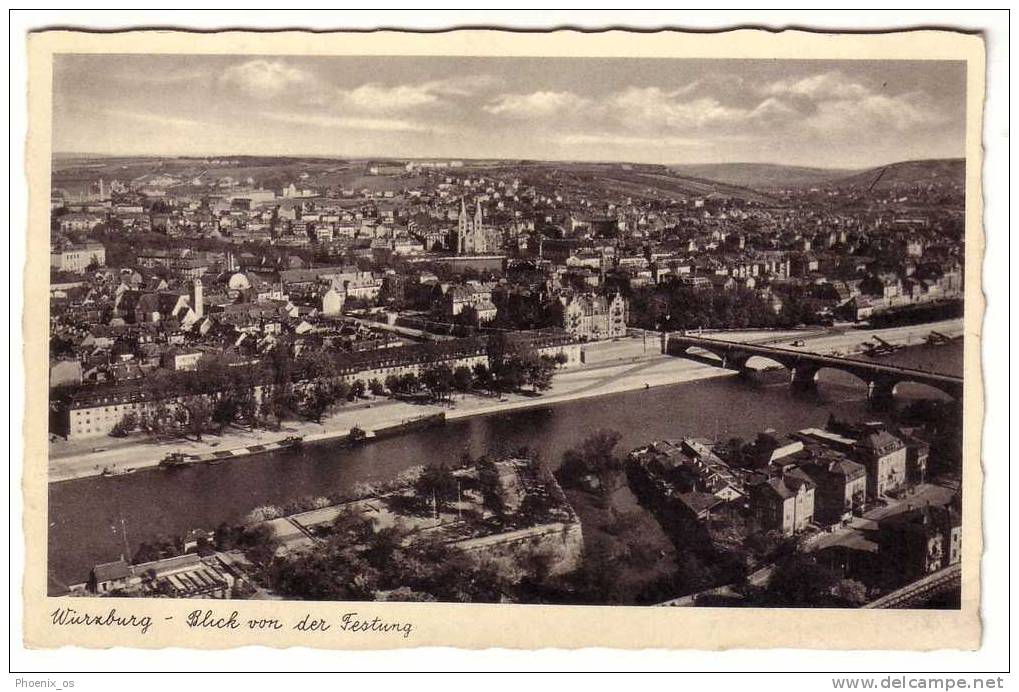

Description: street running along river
[48,339,963,592]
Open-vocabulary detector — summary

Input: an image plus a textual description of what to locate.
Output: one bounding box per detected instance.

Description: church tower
[457,197,469,254]
[456,197,487,255]
[474,199,483,246]
[190,278,204,318]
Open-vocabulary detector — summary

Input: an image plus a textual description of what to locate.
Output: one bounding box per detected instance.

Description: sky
[52,55,967,169]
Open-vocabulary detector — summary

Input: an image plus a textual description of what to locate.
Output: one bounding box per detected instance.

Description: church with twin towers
[455,197,498,255]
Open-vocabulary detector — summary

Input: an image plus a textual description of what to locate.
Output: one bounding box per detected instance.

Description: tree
[368,378,386,396]
[493,356,525,392]
[556,429,623,491]
[420,364,454,402]
[263,383,298,422]
[761,554,840,607]
[212,394,242,430]
[525,355,556,392]
[132,535,178,563]
[830,578,870,607]
[294,349,339,383]
[269,545,378,600]
[140,402,171,437]
[182,397,213,441]
[349,379,366,400]
[236,390,259,427]
[331,507,374,543]
[476,455,506,517]
[452,304,480,328]
[415,464,458,511]
[245,505,282,523]
[472,363,493,391]
[397,372,420,394]
[384,374,401,394]
[452,366,474,394]
[109,411,138,438]
[301,382,345,423]
[145,368,178,401]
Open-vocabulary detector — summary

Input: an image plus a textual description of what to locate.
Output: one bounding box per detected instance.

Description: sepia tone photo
[24,28,985,650]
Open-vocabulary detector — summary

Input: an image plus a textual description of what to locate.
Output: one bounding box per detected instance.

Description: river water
[48,339,964,591]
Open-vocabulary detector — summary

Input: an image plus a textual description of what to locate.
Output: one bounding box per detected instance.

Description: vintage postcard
[23,27,985,650]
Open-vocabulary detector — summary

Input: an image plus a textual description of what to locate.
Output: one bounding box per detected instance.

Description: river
[48,339,963,591]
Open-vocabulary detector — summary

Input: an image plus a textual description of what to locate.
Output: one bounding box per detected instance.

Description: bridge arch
[677,345,729,367]
[743,355,790,372]
[890,379,959,402]
[810,365,873,390]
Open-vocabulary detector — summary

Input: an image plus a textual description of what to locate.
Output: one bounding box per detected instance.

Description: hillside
[669,163,854,190]
[825,158,965,191]
[542,163,779,205]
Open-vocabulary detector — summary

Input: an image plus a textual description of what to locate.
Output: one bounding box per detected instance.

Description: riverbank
[48,317,963,483]
[48,355,732,483]
[48,334,964,590]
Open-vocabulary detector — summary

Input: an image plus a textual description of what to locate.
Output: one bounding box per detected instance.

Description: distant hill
[669,163,854,190]
[542,162,779,204]
[824,158,965,191]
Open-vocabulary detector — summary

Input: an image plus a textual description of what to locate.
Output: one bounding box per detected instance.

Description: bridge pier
[790,365,819,391]
[725,353,750,372]
[868,379,896,410]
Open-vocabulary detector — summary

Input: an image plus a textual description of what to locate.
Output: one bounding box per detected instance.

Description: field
[52,155,432,194]
[51,154,965,202]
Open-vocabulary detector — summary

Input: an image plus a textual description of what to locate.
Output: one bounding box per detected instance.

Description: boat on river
[159,452,194,469]
[100,465,137,477]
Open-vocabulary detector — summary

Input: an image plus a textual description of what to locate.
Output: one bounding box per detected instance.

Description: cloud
[337,75,499,113]
[112,64,214,86]
[220,59,317,98]
[560,132,702,148]
[763,71,871,100]
[262,111,445,133]
[747,97,799,125]
[107,108,200,129]
[610,87,751,130]
[759,71,947,134]
[804,92,946,134]
[593,74,947,139]
[484,91,591,118]
[338,83,444,112]
[478,72,947,155]
[487,86,762,132]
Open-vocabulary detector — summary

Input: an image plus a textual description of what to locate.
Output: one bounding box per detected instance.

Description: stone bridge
[664,334,963,406]
[862,563,961,609]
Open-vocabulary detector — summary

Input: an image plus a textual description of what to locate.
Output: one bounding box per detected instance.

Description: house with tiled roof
[86,552,236,599]
[750,472,816,536]
[560,291,627,341]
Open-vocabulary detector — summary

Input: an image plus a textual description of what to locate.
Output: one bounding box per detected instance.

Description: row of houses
[628,422,929,539]
[53,331,583,439]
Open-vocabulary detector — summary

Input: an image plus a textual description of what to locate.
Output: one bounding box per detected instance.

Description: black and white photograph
[16,19,1001,662]
[43,48,973,611]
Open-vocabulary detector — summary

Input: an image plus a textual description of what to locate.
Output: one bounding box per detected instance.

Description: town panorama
[48,59,967,610]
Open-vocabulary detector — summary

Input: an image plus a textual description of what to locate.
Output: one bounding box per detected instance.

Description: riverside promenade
[48,318,962,483]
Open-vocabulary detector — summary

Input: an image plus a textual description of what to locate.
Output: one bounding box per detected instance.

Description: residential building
[561,292,627,341]
[50,242,106,273]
